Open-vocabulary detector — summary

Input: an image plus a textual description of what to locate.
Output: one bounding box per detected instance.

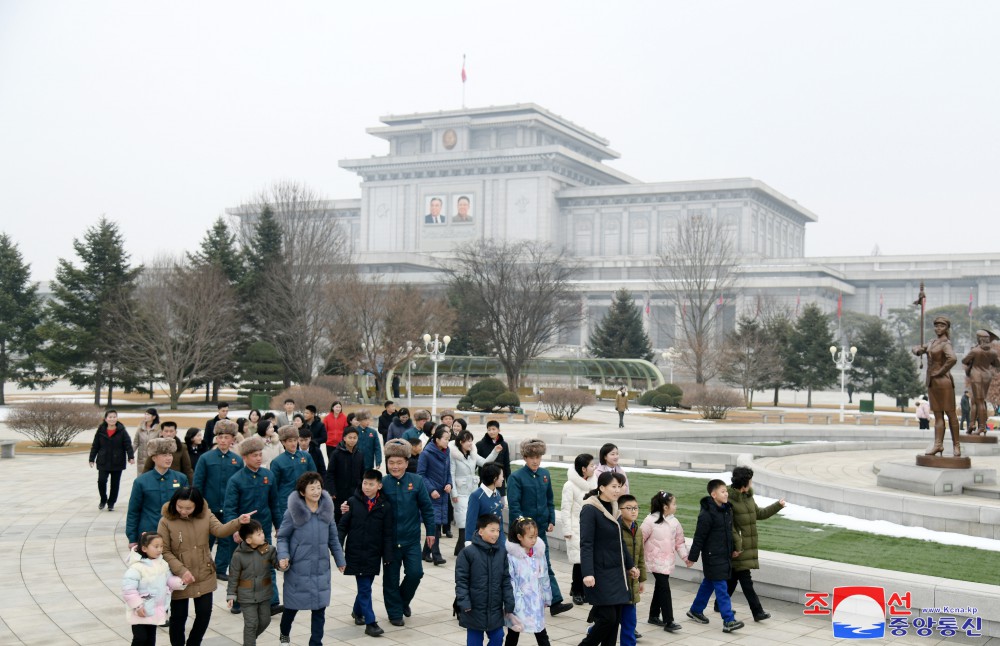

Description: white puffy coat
[450,445,499,529]
[558,468,596,564]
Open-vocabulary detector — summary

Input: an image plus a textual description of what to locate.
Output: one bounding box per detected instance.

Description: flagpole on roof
[461,54,467,108]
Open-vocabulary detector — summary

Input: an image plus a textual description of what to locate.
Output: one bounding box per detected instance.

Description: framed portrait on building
[452,194,474,223]
[424,196,446,224]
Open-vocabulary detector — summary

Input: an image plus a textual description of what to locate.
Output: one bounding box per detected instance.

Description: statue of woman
[912,316,961,457]
[961,329,1000,435]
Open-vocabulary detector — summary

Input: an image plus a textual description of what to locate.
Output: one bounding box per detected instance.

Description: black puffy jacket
[688,495,734,580]
[324,442,364,503]
[579,496,633,606]
[455,531,514,631]
[88,423,134,471]
[338,490,394,576]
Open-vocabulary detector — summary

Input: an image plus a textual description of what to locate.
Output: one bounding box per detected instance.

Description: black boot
[453,528,465,556]
[535,629,551,646]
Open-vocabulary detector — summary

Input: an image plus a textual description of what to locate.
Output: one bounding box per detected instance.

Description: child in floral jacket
[122,532,185,646]
[504,517,552,646]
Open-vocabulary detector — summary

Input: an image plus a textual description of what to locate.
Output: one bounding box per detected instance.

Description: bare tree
[445,240,581,391]
[114,258,240,409]
[330,276,454,401]
[719,314,783,408]
[653,214,741,384]
[233,181,354,384]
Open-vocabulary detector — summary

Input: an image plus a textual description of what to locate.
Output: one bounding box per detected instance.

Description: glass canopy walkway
[406,356,665,389]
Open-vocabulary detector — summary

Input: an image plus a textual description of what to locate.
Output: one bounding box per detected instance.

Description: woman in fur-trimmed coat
[559,453,596,605]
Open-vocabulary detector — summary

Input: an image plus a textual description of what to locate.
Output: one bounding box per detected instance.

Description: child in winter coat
[640,491,690,633]
[456,514,516,646]
[504,517,552,646]
[687,480,743,634]
[227,521,285,646]
[338,469,395,637]
[122,532,185,646]
[617,495,647,646]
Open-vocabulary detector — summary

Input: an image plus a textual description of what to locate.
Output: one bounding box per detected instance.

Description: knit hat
[147,438,176,458]
[239,436,265,456]
[384,438,412,459]
[278,425,298,442]
[214,419,238,437]
[520,438,547,458]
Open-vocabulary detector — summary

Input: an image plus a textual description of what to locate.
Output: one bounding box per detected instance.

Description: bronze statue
[912,316,961,457]
[962,328,1000,435]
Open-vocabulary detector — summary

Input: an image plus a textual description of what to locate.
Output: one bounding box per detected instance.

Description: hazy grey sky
[2,1,997,281]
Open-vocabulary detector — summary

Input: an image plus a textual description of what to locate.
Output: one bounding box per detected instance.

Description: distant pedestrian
[961,390,972,433]
[916,395,931,430]
[122,532,185,646]
[324,401,349,463]
[204,401,230,448]
[303,405,328,475]
[89,409,135,512]
[354,410,384,471]
[184,427,206,469]
[133,408,161,476]
[378,401,398,443]
[614,387,628,428]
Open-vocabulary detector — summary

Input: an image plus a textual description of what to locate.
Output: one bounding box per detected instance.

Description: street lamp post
[661,348,679,384]
[404,340,414,409]
[423,333,450,419]
[829,345,858,422]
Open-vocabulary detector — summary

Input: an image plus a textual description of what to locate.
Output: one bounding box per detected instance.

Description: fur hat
[384,438,412,460]
[214,419,238,437]
[520,438,547,458]
[239,436,265,456]
[278,425,299,442]
[147,438,176,458]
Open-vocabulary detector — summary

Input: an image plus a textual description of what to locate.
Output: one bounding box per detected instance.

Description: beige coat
[133,424,161,475]
[157,502,241,600]
[614,391,629,413]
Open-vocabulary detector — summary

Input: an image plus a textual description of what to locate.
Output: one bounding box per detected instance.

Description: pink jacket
[122,553,185,625]
[640,512,689,575]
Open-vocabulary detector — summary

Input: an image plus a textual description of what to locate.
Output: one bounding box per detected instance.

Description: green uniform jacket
[382,471,436,548]
[126,468,189,543]
[192,448,244,514]
[223,466,279,534]
[619,518,647,604]
[729,486,782,572]
[507,466,556,529]
[270,449,317,528]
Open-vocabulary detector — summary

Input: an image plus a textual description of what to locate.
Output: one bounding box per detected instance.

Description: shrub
[458,378,520,413]
[684,385,744,420]
[270,385,338,413]
[640,383,684,410]
[539,388,596,421]
[7,400,99,447]
[311,375,352,397]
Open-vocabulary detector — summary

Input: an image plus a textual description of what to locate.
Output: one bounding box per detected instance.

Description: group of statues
[912,316,999,458]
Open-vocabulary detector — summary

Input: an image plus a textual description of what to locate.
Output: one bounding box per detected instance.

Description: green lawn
[525,466,997,586]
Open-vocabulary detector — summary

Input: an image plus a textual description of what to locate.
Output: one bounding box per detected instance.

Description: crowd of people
[90,399,785,646]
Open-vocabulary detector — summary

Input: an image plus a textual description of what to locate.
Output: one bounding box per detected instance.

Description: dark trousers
[422,525,443,560]
[131,624,157,646]
[961,410,971,430]
[169,593,214,646]
[505,628,550,646]
[209,510,235,575]
[98,469,123,506]
[918,418,930,430]
[241,601,271,646]
[354,575,376,625]
[579,605,622,646]
[727,569,764,617]
[618,411,625,428]
[648,573,674,622]
[383,542,423,619]
[467,626,504,646]
[570,564,585,599]
[537,531,563,604]
[280,608,325,646]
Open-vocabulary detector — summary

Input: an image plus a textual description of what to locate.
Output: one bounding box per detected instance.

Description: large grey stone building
[231,103,1000,352]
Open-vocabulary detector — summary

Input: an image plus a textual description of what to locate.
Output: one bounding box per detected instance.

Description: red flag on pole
[969,289,974,316]
[837,293,843,319]
[645,294,650,316]
[461,55,467,83]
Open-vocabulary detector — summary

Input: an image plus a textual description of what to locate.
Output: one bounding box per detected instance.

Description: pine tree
[42,217,142,405]
[763,313,794,405]
[588,288,653,361]
[848,319,895,399]
[882,342,924,411]
[188,216,245,285]
[720,315,782,408]
[786,303,838,407]
[237,341,284,404]
[240,205,282,301]
[0,234,47,404]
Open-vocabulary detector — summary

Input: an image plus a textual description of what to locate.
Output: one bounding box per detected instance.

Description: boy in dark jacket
[339,470,395,637]
[455,514,515,646]
[227,520,285,646]
[324,427,365,522]
[618,494,647,646]
[406,438,423,473]
[686,480,744,634]
[475,421,510,495]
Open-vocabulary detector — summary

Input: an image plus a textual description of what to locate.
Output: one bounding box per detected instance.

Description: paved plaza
[0,398,997,645]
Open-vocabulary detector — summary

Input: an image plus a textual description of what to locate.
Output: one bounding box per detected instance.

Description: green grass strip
[525,466,997,586]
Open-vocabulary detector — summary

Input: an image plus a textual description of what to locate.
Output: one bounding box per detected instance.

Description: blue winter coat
[277,491,346,610]
[192,448,243,514]
[465,486,505,540]
[382,471,436,548]
[455,531,515,631]
[417,444,453,524]
[507,466,556,530]
[356,424,383,470]
[223,466,279,535]
[270,449,316,528]
[386,418,413,441]
[126,468,189,543]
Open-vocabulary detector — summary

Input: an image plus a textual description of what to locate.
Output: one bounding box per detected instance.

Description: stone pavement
[1,449,996,646]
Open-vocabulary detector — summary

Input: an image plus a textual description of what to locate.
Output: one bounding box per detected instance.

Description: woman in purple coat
[417,424,452,565]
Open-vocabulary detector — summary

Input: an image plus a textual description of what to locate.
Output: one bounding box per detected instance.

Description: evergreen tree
[0,234,48,404]
[240,204,282,301]
[882,342,924,411]
[42,217,142,405]
[445,276,495,357]
[848,319,895,399]
[720,315,782,409]
[786,303,838,407]
[763,313,794,405]
[188,216,245,285]
[588,288,653,361]
[237,341,284,403]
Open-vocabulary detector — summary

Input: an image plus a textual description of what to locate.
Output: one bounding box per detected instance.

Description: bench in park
[761,414,786,424]
[0,440,16,459]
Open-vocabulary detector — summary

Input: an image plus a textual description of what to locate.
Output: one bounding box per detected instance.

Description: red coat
[324,413,349,447]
